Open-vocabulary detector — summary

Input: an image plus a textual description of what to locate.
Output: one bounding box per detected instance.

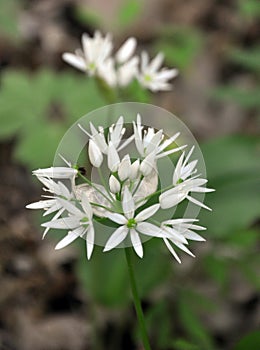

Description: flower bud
[140,152,156,177]
[118,154,131,181]
[129,159,140,180]
[109,175,121,194]
[107,142,120,172]
[88,140,103,167]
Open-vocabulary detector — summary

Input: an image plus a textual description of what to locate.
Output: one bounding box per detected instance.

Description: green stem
[125,248,152,350]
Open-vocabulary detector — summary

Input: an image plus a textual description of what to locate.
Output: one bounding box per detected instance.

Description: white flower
[42,195,95,260]
[161,219,206,263]
[138,52,178,92]
[104,187,167,258]
[26,176,74,238]
[133,114,185,159]
[79,116,134,156]
[159,147,215,210]
[62,31,112,76]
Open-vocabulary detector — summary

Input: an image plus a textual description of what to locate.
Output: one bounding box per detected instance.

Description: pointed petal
[62,53,86,71]
[58,198,83,216]
[163,238,181,263]
[106,212,127,224]
[135,204,160,222]
[116,37,136,63]
[130,229,143,258]
[103,226,128,251]
[122,187,135,219]
[55,230,81,250]
[136,222,164,238]
[186,195,212,211]
[42,216,79,229]
[86,224,95,259]
[107,142,120,172]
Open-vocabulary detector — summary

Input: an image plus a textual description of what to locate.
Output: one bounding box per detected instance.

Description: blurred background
[0,0,259,349]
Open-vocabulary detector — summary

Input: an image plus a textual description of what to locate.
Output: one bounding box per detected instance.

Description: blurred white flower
[138,52,178,92]
[62,32,178,91]
[62,31,112,75]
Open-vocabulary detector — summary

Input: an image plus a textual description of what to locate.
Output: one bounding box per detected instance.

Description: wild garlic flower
[159,147,215,210]
[62,31,138,88]
[137,52,178,92]
[27,114,213,262]
[62,31,177,91]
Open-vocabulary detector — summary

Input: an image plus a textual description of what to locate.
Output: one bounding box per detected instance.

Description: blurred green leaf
[233,330,260,350]
[203,255,228,287]
[0,0,20,39]
[238,0,260,19]
[178,292,215,350]
[200,136,260,236]
[77,245,129,306]
[74,5,101,27]
[172,339,200,350]
[155,27,203,70]
[117,0,143,28]
[228,46,260,72]
[0,69,106,167]
[211,86,260,110]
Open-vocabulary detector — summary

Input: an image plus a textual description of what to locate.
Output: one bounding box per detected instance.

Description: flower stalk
[125,248,152,350]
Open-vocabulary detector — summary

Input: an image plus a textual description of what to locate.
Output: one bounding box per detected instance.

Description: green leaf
[117,0,143,28]
[228,46,260,72]
[200,136,260,236]
[155,27,203,70]
[172,339,200,350]
[0,0,20,39]
[233,330,260,350]
[77,245,129,306]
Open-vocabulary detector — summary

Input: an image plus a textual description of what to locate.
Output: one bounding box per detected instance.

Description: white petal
[159,189,187,209]
[58,198,83,216]
[130,229,143,258]
[173,241,195,258]
[88,139,103,167]
[116,37,137,63]
[155,69,178,81]
[33,167,77,179]
[107,142,120,172]
[146,130,163,154]
[86,224,95,259]
[26,199,55,210]
[62,53,86,72]
[106,212,127,225]
[103,226,128,251]
[109,175,121,194]
[55,230,81,250]
[135,204,160,222]
[136,222,164,238]
[186,195,212,211]
[149,52,164,73]
[129,159,140,180]
[163,238,181,263]
[183,230,205,241]
[42,208,65,239]
[118,154,131,181]
[81,194,93,218]
[42,216,79,229]
[122,187,135,219]
[140,152,156,177]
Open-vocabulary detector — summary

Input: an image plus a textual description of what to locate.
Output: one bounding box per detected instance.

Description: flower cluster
[27,115,214,262]
[62,31,178,92]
